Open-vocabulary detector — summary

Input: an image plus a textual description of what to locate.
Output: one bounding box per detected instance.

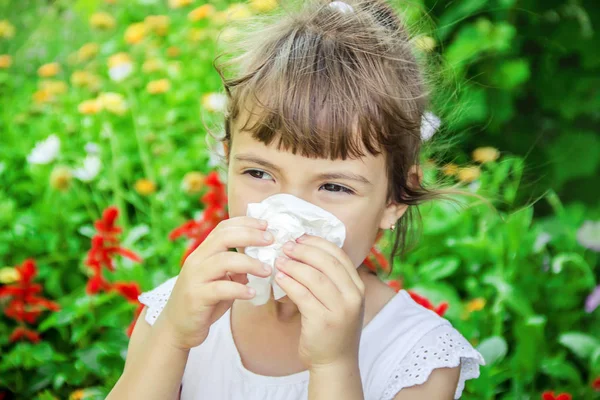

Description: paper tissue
[243,193,346,306]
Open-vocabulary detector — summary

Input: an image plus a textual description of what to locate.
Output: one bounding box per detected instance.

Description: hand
[155,216,274,351]
[274,234,366,369]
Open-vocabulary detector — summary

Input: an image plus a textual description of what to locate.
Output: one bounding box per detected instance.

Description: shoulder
[137,275,179,325]
[363,289,486,400]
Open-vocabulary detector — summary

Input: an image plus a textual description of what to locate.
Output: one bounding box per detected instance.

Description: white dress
[138,276,485,400]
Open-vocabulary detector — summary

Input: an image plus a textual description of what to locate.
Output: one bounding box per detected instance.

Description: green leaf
[417,256,461,281]
[540,356,582,386]
[559,332,600,360]
[476,336,508,365]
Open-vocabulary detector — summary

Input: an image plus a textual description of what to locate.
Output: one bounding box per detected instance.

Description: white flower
[420,111,441,141]
[72,154,102,182]
[202,93,228,113]
[109,62,133,82]
[27,134,60,165]
[207,140,226,168]
[577,220,600,252]
[84,142,100,154]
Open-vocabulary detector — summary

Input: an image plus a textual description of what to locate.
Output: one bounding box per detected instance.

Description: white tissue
[243,193,346,306]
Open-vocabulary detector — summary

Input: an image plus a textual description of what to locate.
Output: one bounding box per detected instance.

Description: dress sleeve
[379,324,486,400]
[137,276,178,326]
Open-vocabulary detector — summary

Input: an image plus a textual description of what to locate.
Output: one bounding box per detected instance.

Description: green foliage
[0,0,598,399]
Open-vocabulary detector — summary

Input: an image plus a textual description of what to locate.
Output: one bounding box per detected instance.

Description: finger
[198,280,256,306]
[218,216,268,230]
[275,269,328,316]
[282,241,358,295]
[199,252,272,282]
[190,225,274,260]
[295,235,364,292]
[275,257,341,312]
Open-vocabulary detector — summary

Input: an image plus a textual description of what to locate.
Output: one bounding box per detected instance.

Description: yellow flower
[38,62,60,78]
[32,89,55,104]
[187,28,211,42]
[182,171,205,194]
[147,79,171,94]
[134,179,156,195]
[220,27,240,43]
[90,12,116,29]
[144,15,170,36]
[472,146,500,164]
[0,267,19,284]
[225,3,253,20]
[107,52,132,68]
[188,4,216,22]
[466,298,486,313]
[169,0,193,9]
[40,80,68,96]
[69,389,86,400]
[166,46,180,58]
[125,22,146,45]
[0,20,16,39]
[77,42,100,62]
[250,0,278,13]
[98,92,127,115]
[142,58,164,73]
[414,35,436,52]
[457,166,481,183]
[78,99,103,115]
[71,71,101,90]
[211,11,230,26]
[0,54,12,68]
[441,163,459,176]
[50,166,73,191]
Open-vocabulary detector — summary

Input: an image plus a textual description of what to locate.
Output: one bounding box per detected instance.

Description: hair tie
[328,1,354,14]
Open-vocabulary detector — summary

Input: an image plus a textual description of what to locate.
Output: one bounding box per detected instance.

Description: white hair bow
[328,1,354,13]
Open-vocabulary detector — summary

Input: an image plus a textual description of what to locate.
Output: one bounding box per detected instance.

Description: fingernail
[263,263,272,272]
[259,219,268,228]
[276,256,287,266]
[296,234,307,242]
[284,241,295,251]
[276,271,286,280]
[264,231,273,242]
[247,287,256,296]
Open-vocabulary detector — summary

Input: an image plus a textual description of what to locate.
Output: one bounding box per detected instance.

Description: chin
[275,295,292,303]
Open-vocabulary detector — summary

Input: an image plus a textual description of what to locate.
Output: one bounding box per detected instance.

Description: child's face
[227,128,406,270]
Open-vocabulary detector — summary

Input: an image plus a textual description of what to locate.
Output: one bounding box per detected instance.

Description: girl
[108,0,485,399]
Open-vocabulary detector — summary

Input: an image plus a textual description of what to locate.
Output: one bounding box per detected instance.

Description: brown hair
[209,0,494,278]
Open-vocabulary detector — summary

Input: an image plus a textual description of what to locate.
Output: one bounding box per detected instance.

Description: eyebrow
[234,154,372,185]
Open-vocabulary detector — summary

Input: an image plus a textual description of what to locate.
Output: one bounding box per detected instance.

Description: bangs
[218,0,424,161]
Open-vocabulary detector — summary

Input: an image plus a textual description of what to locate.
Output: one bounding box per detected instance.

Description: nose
[277,184,313,205]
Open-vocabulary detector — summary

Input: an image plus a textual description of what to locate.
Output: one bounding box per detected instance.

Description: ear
[378,164,422,230]
[378,202,408,230]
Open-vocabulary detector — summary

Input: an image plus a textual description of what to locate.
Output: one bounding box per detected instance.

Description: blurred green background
[0,0,598,399]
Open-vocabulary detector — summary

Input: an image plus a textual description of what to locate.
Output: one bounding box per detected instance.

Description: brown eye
[321,183,354,194]
[245,169,273,180]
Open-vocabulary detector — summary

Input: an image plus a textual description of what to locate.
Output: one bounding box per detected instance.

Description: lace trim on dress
[137,276,178,325]
[380,324,486,400]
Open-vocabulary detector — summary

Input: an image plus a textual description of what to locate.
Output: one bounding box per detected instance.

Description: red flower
[387,280,402,293]
[0,259,61,343]
[111,281,142,303]
[592,377,600,391]
[542,391,572,400]
[170,171,228,265]
[407,290,449,317]
[84,206,142,295]
[362,230,391,274]
[9,326,41,343]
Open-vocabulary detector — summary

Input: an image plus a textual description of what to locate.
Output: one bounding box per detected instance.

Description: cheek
[338,205,382,267]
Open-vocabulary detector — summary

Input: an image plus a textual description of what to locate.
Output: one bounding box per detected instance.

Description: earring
[390,223,396,232]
